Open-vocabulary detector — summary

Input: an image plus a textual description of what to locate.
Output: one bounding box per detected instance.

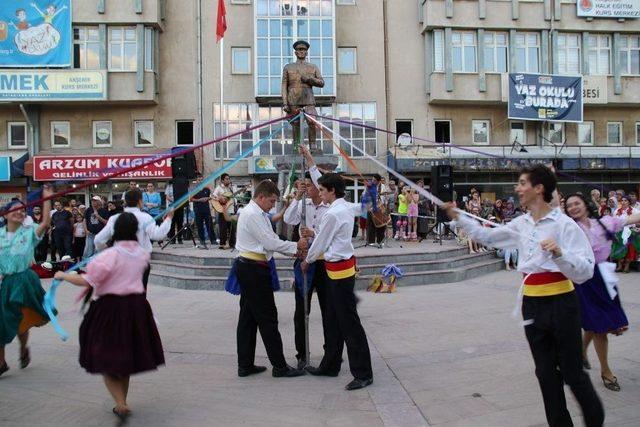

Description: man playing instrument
[212,173,235,249]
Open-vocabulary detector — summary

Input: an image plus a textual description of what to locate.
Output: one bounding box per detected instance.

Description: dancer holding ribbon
[227,179,308,378]
[0,186,54,377]
[54,212,164,422]
[565,193,640,392]
[301,173,373,391]
[446,165,604,427]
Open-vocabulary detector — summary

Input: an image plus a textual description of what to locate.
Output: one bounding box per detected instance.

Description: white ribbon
[597,262,618,300]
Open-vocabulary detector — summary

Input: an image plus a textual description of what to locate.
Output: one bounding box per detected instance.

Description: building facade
[0,0,638,204]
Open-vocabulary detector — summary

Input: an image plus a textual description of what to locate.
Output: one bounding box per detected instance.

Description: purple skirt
[575,267,629,335]
[79,294,165,376]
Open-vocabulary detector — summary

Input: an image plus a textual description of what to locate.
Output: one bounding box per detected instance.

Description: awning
[0,150,28,181]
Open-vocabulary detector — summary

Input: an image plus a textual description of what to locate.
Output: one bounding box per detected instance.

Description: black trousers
[319,274,372,380]
[236,258,287,369]
[523,291,604,427]
[194,209,215,245]
[366,217,385,244]
[168,205,185,242]
[72,236,86,260]
[35,234,49,263]
[294,260,329,362]
[218,212,230,246]
[53,231,72,259]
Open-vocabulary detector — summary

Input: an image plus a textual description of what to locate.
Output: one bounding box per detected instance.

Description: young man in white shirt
[446,165,604,426]
[232,179,308,378]
[301,173,373,391]
[212,173,234,249]
[95,188,172,289]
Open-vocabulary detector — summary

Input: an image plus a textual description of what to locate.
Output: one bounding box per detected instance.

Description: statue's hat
[293,40,310,50]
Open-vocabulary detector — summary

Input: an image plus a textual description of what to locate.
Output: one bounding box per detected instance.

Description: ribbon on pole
[43,114,300,341]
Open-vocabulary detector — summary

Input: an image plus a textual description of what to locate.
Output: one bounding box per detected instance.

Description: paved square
[1,270,638,426]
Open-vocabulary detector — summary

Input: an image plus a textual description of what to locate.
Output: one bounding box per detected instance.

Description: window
[337,0,356,4]
[607,122,622,145]
[619,35,640,76]
[557,33,581,75]
[577,122,594,145]
[434,120,451,144]
[73,26,100,69]
[214,104,255,159]
[256,0,335,97]
[338,47,357,74]
[545,123,564,145]
[395,120,413,145]
[232,47,252,74]
[134,121,154,147]
[510,121,526,145]
[338,103,377,157]
[433,30,444,72]
[51,121,70,147]
[109,27,137,71]
[637,122,640,145]
[587,34,611,75]
[144,27,154,71]
[484,32,508,73]
[515,32,540,73]
[93,121,112,147]
[231,0,251,4]
[176,121,194,145]
[452,31,476,72]
[472,120,490,145]
[7,122,27,149]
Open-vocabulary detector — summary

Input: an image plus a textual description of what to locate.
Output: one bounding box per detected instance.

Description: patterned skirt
[79,294,164,376]
[0,269,50,345]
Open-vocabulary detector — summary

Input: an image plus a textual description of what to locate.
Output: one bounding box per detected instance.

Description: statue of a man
[282,40,325,153]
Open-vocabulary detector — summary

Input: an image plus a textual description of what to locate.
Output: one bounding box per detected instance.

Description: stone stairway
[149,244,503,291]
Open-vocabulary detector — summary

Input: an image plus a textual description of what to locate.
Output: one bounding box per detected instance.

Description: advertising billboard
[508,73,583,123]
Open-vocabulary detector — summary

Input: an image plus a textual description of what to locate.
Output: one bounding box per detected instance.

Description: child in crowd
[72,213,86,261]
[395,187,409,240]
[54,213,164,421]
[407,189,419,241]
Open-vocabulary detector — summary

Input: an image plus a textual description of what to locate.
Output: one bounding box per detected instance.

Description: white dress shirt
[455,207,594,284]
[284,197,330,237]
[94,207,171,253]
[235,200,297,260]
[308,165,322,188]
[306,198,360,264]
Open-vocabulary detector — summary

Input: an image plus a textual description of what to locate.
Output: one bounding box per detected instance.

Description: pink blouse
[83,241,150,297]
[577,216,626,264]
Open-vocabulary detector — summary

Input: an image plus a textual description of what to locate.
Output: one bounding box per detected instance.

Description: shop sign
[0,70,107,101]
[0,157,11,181]
[0,192,23,205]
[577,0,640,18]
[582,76,607,104]
[33,155,172,181]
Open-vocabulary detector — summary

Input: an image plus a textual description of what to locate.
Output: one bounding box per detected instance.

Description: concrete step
[150,245,471,267]
[150,251,498,278]
[148,258,504,291]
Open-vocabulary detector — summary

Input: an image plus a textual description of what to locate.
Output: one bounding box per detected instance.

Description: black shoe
[305,365,339,377]
[345,378,373,390]
[272,365,306,378]
[238,365,267,377]
[0,362,8,377]
[297,359,307,370]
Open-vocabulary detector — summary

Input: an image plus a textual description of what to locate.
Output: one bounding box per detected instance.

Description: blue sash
[225,258,280,295]
[293,258,316,295]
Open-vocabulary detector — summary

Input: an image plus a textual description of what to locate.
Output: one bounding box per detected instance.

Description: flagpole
[219,37,224,170]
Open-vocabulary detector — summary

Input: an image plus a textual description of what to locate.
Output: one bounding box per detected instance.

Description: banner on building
[0,0,72,67]
[508,73,583,123]
[0,157,11,181]
[577,0,640,18]
[33,155,173,181]
[0,70,107,101]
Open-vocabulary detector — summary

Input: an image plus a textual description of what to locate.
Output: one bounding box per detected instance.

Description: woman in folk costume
[0,186,54,376]
[611,195,639,273]
[565,194,640,392]
[54,213,164,421]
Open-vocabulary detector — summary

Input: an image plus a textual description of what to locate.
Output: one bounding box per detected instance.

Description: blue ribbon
[293,258,316,294]
[42,114,301,340]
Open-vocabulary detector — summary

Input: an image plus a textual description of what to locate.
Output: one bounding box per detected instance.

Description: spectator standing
[191,176,216,249]
[83,196,109,258]
[31,206,48,262]
[72,212,87,261]
[51,199,73,259]
[143,183,162,220]
[213,173,235,249]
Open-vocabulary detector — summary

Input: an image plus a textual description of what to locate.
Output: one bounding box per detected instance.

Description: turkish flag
[216,0,227,42]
